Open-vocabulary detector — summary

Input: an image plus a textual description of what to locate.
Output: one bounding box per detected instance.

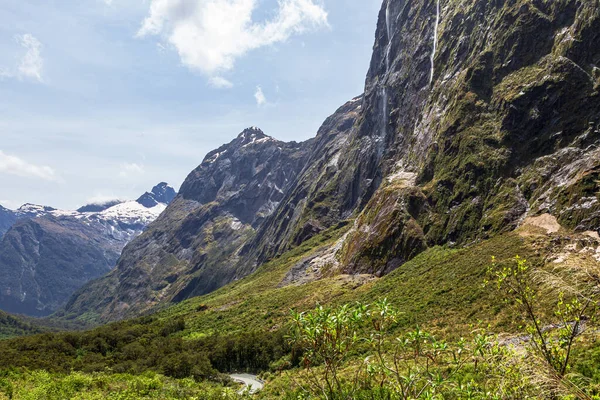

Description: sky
[0,0,382,210]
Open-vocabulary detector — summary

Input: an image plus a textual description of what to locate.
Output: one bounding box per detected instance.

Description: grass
[153,228,540,341]
[0,370,242,400]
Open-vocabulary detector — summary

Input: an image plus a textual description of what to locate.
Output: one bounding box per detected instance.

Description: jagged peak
[137,182,177,208]
[238,126,266,138]
[152,182,173,192]
[236,127,275,145]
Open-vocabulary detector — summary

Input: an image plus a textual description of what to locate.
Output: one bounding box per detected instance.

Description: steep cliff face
[61,128,313,321]
[244,97,363,262]
[338,0,600,274]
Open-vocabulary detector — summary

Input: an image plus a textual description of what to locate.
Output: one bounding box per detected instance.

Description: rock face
[243,97,364,262]
[0,184,176,316]
[62,0,600,323]
[0,206,17,239]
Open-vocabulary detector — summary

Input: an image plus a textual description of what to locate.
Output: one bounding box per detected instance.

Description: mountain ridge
[0,183,177,316]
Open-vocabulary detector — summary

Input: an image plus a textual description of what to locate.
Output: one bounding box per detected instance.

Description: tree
[487,255,598,398]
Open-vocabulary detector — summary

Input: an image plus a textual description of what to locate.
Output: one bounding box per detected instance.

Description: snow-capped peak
[12,183,176,226]
[16,204,57,218]
[99,201,166,223]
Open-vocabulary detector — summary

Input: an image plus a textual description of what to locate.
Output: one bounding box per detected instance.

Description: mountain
[0,184,176,317]
[0,206,17,239]
[61,128,313,321]
[137,182,177,208]
[61,0,600,324]
[332,0,600,275]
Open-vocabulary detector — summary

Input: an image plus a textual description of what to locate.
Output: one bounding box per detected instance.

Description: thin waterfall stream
[430,0,440,85]
[381,0,393,148]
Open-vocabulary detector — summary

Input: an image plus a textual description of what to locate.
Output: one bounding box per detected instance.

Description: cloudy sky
[0,0,381,210]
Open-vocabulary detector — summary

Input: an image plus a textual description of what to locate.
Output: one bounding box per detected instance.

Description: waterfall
[385,44,392,80]
[385,0,391,42]
[430,0,440,85]
[382,87,389,137]
[381,0,393,143]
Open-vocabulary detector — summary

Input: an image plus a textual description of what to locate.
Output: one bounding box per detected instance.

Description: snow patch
[230,218,244,231]
[99,201,166,224]
[206,152,223,164]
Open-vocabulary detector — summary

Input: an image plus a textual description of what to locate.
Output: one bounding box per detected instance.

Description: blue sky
[0,0,381,210]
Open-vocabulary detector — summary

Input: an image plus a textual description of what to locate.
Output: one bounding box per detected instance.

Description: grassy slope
[0,370,238,400]
[158,226,539,340]
[1,220,572,346]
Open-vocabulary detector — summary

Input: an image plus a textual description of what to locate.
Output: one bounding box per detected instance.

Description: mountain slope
[244,97,364,262]
[0,184,175,317]
[0,309,44,339]
[0,206,16,239]
[61,128,313,322]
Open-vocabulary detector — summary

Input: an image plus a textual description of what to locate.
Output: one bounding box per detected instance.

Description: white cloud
[209,76,234,89]
[0,150,59,181]
[119,162,145,178]
[0,34,44,83]
[16,34,44,82]
[254,85,266,106]
[137,0,329,79]
[85,195,122,205]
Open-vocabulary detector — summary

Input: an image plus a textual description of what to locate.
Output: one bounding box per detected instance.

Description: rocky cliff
[61,0,600,323]
[337,0,600,274]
